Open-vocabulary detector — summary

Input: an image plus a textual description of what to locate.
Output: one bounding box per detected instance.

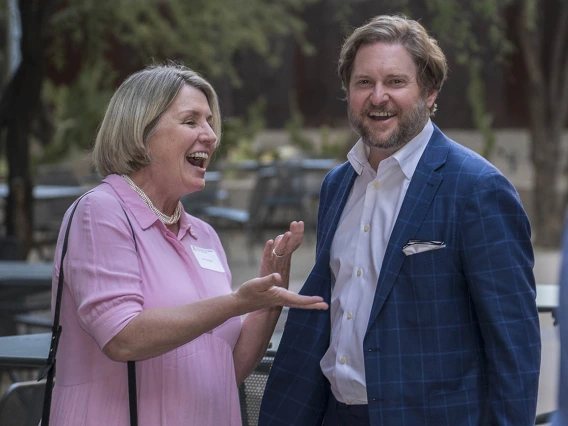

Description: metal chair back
[0,380,46,426]
[181,171,225,216]
[239,354,274,426]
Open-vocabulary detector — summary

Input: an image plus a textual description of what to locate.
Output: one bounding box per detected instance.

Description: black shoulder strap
[41,192,139,426]
[121,205,139,426]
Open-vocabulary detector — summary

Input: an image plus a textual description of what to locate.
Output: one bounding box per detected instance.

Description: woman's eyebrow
[178,109,212,120]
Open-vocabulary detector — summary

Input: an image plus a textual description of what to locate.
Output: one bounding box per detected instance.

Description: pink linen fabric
[48,174,242,426]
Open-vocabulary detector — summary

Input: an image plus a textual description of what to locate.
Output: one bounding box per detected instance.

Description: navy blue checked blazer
[259,125,541,426]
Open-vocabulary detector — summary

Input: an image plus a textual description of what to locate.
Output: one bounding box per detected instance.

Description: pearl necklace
[121,175,182,225]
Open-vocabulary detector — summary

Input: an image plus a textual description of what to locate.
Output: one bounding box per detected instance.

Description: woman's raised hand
[272,220,304,256]
[260,221,304,278]
[243,220,327,312]
[233,273,328,314]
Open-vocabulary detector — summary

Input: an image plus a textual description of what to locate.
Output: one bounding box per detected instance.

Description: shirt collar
[346,119,433,180]
[346,140,369,176]
[102,174,196,239]
[392,119,433,180]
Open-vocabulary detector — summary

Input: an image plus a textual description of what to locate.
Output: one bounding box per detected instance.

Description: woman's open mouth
[186,152,209,168]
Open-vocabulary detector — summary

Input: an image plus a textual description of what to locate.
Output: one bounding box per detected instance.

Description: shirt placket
[336,177,380,401]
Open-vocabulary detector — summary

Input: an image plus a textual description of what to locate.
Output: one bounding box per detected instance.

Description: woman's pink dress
[48,175,243,426]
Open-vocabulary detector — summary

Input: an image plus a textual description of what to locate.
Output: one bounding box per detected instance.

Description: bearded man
[259,14,541,426]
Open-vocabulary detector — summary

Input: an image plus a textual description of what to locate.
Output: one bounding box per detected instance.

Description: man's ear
[426,89,438,110]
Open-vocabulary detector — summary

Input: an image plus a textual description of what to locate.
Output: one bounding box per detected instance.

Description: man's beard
[348,96,430,152]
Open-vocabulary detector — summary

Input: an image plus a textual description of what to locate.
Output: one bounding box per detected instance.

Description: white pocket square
[402,240,446,256]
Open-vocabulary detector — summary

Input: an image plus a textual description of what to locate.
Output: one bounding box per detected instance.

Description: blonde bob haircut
[93,63,221,177]
[338,14,448,114]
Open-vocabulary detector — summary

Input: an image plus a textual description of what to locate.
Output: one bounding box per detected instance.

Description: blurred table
[0,261,53,293]
[0,261,53,335]
[0,333,50,368]
[0,184,87,259]
[0,184,86,200]
[228,158,339,172]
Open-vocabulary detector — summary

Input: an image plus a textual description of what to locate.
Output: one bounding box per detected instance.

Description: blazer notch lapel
[317,167,357,261]
[366,159,444,330]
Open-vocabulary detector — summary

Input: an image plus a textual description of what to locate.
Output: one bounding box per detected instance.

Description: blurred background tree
[0,0,316,255]
[0,0,566,253]
[0,0,53,255]
[513,0,568,247]
[426,0,568,247]
[334,0,568,247]
[434,0,568,248]
[43,0,317,160]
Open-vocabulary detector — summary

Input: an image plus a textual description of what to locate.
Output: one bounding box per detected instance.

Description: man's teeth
[369,112,395,117]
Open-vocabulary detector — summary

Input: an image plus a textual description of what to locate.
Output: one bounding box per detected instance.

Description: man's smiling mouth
[368,111,396,121]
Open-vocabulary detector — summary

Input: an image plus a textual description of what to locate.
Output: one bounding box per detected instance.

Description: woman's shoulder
[72,183,126,221]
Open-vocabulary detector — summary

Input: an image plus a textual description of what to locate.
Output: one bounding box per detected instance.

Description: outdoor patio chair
[239,353,274,426]
[31,165,84,260]
[237,308,287,425]
[260,161,314,234]
[184,167,275,264]
[0,236,24,260]
[181,170,228,217]
[0,379,46,426]
[13,313,52,334]
[35,165,81,187]
[0,253,50,337]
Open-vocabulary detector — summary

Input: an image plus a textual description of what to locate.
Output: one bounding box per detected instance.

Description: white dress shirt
[320,120,434,404]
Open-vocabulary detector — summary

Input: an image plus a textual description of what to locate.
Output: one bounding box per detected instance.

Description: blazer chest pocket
[405,246,449,266]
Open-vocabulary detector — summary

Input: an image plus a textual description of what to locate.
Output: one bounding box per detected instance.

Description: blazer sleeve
[460,171,541,426]
[553,217,568,426]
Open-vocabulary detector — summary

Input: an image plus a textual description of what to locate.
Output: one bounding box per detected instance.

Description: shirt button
[347,312,353,320]
[374,181,380,189]
[346,399,353,404]
[340,356,347,364]
[364,224,370,232]
[357,268,362,277]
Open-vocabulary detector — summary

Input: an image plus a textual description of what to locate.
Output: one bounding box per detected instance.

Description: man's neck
[368,147,397,170]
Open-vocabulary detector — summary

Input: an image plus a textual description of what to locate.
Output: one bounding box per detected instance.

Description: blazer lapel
[299,164,357,301]
[316,165,358,267]
[367,126,449,329]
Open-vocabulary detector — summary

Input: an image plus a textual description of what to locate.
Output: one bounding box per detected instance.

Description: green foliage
[48,0,119,70]
[422,0,513,159]
[328,0,511,160]
[426,0,513,63]
[40,0,318,163]
[285,95,352,161]
[522,0,538,31]
[218,97,267,163]
[49,0,317,86]
[319,125,352,160]
[39,61,116,164]
[0,3,7,87]
[285,92,313,154]
[467,58,496,159]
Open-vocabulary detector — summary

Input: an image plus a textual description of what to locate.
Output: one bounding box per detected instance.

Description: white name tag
[190,245,225,273]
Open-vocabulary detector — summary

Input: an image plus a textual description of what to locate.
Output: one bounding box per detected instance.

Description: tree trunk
[530,119,563,247]
[0,0,53,256]
[516,0,568,248]
[5,122,33,253]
